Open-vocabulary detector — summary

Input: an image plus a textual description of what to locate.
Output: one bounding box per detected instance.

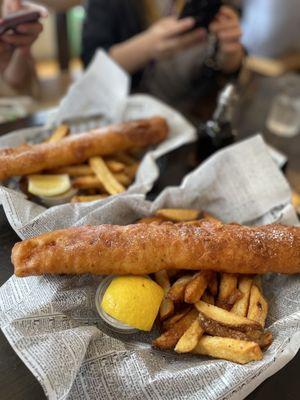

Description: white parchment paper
[0,135,300,400]
[0,50,196,236]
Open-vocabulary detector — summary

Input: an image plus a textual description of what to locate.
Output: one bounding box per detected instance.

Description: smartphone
[0,10,40,36]
[179,0,222,29]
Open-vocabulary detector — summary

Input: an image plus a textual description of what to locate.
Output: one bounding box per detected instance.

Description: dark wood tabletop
[0,74,300,400]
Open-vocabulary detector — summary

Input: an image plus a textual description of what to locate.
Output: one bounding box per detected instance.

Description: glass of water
[266,74,300,137]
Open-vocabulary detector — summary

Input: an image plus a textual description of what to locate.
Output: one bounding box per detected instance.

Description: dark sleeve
[81,0,116,67]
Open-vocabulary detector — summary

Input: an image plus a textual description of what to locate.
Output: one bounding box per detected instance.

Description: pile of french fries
[292,191,300,214]
[137,208,272,365]
[27,124,140,203]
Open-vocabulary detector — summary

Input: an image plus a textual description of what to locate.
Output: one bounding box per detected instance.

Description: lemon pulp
[28,174,71,197]
[101,276,164,331]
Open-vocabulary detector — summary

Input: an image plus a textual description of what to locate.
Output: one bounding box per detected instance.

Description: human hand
[209,6,244,70]
[145,16,206,60]
[1,0,47,56]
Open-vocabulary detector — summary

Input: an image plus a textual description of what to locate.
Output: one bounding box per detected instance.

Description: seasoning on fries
[216,273,239,310]
[231,277,253,317]
[184,270,214,304]
[175,319,204,353]
[193,336,263,365]
[247,285,268,328]
[168,275,193,302]
[142,208,272,364]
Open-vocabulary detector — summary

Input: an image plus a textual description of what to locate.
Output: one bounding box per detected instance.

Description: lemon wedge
[101,276,164,331]
[28,174,71,197]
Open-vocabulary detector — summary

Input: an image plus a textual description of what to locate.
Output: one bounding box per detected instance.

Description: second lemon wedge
[101,276,164,331]
[28,174,71,197]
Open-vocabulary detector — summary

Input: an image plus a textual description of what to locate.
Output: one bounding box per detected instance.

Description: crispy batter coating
[0,117,168,181]
[12,220,300,277]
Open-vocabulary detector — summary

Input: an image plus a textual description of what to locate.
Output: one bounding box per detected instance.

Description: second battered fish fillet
[0,117,168,181]
[12,220,300,277]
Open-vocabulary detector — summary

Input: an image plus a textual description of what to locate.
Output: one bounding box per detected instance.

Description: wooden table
[0,75,300,400]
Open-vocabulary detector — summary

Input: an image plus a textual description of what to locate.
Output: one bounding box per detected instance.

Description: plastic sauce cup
[95,275,138,334]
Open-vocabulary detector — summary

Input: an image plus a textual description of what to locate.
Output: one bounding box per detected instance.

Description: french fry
[84,189,98,195]
[227,290,243,307]
[47,124,70,143]
[292,191,300,210]
[71,195,108,203]
[167,275,193,302]
[153,308,198,349]
[202,212,221,223]
[155,208,200,222]
[207,272,218,296]
[73,172,129,191]
[105,159,125,173]
[184,270,214,304]
[247,285,268,328]
[114,172,131,186]
[51,161,126,176]
[201,291,215,305]
[198,311,272,348]
[231,277,253,317]
[128,147,143,158]
[72,176,104,190]
[162,307,192,331]
[137,216,165,224]
[175,318,204,353]
[167,269,181,278]
[195,301,262,334]
[89,156,125,195]
[73,174,129,192]
[159,299,175,321]
[50,165,93,176]
[217,273,239,310]
[182,220,203,225]
[154,270,170,287]
[124,163,140,179]
[193,336,263,364]
[253,275,263,292]
[154,270,174,320]
[115,152,137,165]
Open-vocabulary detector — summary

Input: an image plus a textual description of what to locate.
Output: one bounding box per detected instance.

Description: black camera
[179,0,222,29]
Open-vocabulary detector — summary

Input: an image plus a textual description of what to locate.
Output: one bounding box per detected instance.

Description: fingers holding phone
[2,0,48,18]
[1,1,47,54]
[146,16,206,60]
[209,6,243,54]
[1,21,43,52]
[209,6,244,72]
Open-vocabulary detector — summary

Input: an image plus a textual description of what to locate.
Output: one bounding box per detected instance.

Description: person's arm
[109,31,153,75]
[0,0,47,94]
[2,48,38,93]
[209,6,244,73]
[110,17,206,74]
[82,0,206,74]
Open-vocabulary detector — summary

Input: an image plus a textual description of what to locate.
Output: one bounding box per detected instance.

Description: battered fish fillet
[0,117,168,181]
[12,220,300,277]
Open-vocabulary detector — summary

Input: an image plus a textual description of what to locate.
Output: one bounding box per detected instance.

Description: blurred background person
[241,0,300,58]
[0,0,47,96]
[81,0,244,116]
[1,0,297,122]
